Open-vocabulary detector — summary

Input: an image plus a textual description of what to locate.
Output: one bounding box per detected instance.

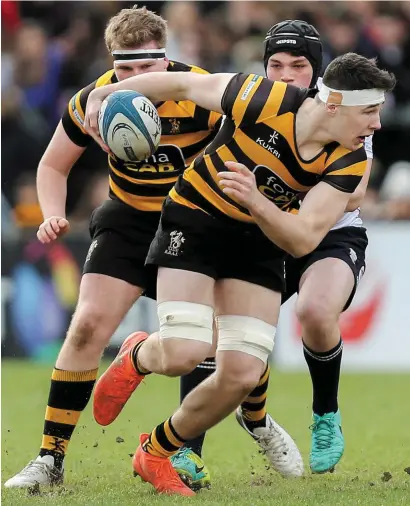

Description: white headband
[318,83,385,106]
[112,48,166,63]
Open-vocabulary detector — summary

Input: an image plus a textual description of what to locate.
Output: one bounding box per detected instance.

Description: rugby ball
[98,90,161,162]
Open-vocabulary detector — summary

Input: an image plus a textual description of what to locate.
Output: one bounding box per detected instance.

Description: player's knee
[215,362,261,398]
[296,297,337,334]
[160,349,204,377]
[157,300,214,376]
[67,306,106,352]
[215,315,275,394]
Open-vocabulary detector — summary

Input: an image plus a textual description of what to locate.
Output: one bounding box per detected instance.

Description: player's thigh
[70,273,143,342]
[297,226,368,319]
[282,254,307,306]
[156,268,215,306]
[214,279,280,378]
[214,228,284,376]
[146,202,220,358]
[215,225,285,326]
[215,278,281,326]
[297,257,355,322]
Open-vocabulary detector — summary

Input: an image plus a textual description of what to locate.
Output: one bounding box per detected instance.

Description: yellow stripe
[257,81,287,122]
[109,178,165,211]
[326,160,366,177]
[45,406,81,425]
[169,188,208,213]
[150,430,174,457]
[160,130,212,149]
[244,408,266,421]
[109,161,178,185]
[95,69,116,89]
[51,368,98,382]
[164,420,184,448]
[67,102,78,127]
[204,152,229,187]
[245,392,267,404]
[209,111,222,130]
[75,92,85,122]
[233,74,264,125]
[234,129,311,190]
[259,365,270,385]
[157,101,195,118]
[183,169,254,223]
[189,64,209,75]
[41,435,69,453]
[177,100,196,117]
[325,145,352,168]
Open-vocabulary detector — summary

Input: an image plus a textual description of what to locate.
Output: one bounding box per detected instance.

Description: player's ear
[163,57,170,70]
[325,103,339,117]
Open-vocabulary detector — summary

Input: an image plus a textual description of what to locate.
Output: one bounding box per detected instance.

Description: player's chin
[341,139,362,151]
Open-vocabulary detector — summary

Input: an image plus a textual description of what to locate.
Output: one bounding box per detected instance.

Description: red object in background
[2,1,21,33]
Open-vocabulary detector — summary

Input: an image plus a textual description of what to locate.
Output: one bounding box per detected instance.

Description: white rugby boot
[4,455,64,488]
[236,408,304,478]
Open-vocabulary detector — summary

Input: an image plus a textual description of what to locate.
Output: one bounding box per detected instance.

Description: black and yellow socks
[39,368,98,468]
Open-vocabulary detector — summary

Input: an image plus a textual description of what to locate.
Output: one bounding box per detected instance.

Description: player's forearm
[37,163,68,218]
[107,73,188,103]
[250,200,320,258]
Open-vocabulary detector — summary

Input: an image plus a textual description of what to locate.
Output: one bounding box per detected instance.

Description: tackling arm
[87,72,234,117]
[250,182,351,258]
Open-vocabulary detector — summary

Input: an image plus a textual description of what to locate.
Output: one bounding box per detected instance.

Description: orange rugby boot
[132,434,195,497]
[93,331,148,426]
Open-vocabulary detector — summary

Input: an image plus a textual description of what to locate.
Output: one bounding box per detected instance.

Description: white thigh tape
[158,301,214,343]
[216,315,276,362]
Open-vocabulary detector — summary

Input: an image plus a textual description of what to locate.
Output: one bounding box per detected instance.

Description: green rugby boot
[310,410,344,474]
[170,448,211,491]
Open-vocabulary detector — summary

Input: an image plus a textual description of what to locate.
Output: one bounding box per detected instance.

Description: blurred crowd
[2,1,410,239]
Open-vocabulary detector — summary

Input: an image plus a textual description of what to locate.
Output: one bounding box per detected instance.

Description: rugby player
[85,52,394,496]
[235,20,375,475]
[5,5,224,489]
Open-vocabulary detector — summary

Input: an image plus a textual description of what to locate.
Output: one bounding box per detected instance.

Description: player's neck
[295,99,337,157]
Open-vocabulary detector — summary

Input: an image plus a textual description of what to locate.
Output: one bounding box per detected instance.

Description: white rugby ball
[98,90,161,162]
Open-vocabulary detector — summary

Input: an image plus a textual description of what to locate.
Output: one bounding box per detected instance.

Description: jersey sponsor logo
[253,165,299,208]
[121,144,185,173]
[241,75,260,101]
[255,132,281,158]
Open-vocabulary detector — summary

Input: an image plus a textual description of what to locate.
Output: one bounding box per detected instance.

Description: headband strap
[112,48,166,63]
[318,83,385,106]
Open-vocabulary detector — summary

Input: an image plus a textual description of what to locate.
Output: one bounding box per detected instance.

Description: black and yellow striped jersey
[61,61,222,212]
[170,73,367,223]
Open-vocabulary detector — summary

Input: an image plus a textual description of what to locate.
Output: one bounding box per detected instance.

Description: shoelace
[171,448,190,464]
[257,426,290,463]
[309,418,336,450]
[153,458,188,490]
[19,460,54,478]
[51,438,65,454]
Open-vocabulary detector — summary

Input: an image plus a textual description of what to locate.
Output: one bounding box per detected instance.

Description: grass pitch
[2,360,410,505]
